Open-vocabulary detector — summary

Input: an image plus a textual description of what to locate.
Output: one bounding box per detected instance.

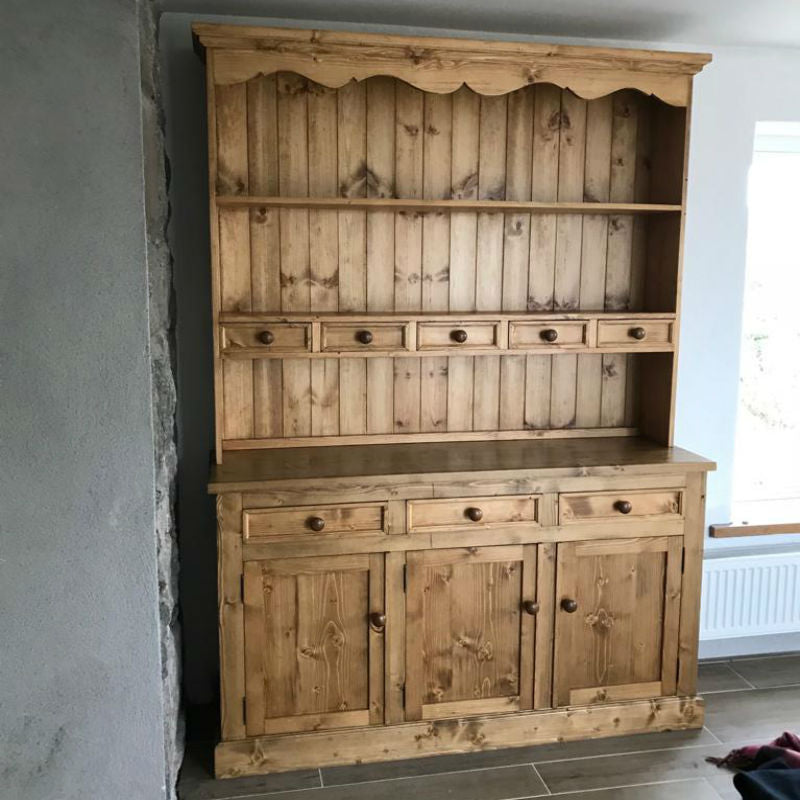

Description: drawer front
[509,321,590,350]
[417,321,501,350]
[321,322,408,352]
[244,502,387,540]
[221,323,311,354]
[559,489,683,524]
[408,495,539,532]
[597,319,674,349]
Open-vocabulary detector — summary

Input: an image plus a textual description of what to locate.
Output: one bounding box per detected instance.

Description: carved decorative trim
[193,24,711,107]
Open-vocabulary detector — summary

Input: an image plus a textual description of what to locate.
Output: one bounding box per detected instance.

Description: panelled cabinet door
[405,545,538,721]
[553,536,682,707]
[243,553,385,735]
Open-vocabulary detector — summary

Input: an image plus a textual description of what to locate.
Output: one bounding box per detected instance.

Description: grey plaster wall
[0,0,173,797]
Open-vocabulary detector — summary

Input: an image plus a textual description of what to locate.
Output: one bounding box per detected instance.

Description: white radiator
[700,553,800,640]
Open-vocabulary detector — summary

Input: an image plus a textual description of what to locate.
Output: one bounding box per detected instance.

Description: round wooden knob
[614,500,633,515]
[561,598,578,613]
[369,612,387,630]
[522,600,540,615]
[259,330,275,345]
[465,507,483,522]
[629,326,647,340]
[356,330,374,345]
[307,516,326,532]
[540,328,559,343]
[451,329,468,343]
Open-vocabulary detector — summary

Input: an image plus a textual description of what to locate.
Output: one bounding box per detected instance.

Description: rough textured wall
[140,0,184,792]
[0,0,173,797]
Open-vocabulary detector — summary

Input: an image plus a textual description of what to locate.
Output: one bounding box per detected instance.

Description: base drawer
[408,495,539,531]
[243,502,387,540]
[559,489,683,524]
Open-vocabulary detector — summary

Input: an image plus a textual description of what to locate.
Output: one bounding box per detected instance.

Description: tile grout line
[529,776,719,797]
[530,763,551,795]
[532,739,717,766]
[318,768,324,788]
[725,661,758,689]
[703,724,723,745]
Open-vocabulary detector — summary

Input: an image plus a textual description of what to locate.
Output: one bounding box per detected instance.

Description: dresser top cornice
[208,437,715,493]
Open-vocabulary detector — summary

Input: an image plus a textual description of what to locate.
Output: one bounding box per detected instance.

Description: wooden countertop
[208,437,714,493]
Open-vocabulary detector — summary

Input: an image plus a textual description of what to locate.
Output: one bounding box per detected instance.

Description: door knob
[465,507,483,522]
[540,328,559,343]
[259,330,275,345]
[629,326,647,340]
[369,612,387,630]
[561,598,578,613]
[356,330,374,345]
[614,500,633,515]
[522,600,540,615]
[451,329,468,343]
[307,516,326,532]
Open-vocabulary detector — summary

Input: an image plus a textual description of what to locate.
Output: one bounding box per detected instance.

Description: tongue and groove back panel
[211,72,687,456]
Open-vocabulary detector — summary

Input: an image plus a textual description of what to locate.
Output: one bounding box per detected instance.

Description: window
[732,122,800,520]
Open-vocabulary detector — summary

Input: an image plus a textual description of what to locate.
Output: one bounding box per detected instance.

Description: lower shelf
[214,695,704,778]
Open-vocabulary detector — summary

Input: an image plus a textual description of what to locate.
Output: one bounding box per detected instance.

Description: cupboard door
[553,536,682,707]
[405,545,538,720]
[243,553,384,735]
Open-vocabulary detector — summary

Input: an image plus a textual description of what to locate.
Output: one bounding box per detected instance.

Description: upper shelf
[193,23,711,107]
[215,196,683,215]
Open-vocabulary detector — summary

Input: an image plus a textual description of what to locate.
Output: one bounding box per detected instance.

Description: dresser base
[214,695,704,778]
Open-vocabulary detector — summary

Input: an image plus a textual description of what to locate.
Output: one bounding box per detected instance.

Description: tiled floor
[178,654,800,800]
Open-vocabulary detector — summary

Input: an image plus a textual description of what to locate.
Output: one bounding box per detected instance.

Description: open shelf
[215,195,683,214]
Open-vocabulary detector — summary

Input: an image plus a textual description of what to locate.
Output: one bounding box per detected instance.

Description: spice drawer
[596,319,674,349]
[221,323,311,355]
[321,322,409,352]
[416,321,502,350]
[509,320,591,350]
[407,495,540,532]
[559,489,683,524]
[243,502,388,541]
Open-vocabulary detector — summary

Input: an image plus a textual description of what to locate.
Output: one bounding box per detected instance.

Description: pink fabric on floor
[710,732,800,771]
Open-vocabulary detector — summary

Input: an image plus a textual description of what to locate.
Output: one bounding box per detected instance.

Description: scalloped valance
[193,23,711,107]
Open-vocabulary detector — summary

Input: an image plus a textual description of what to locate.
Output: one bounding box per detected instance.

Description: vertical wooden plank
[365,78,397,435]
[369,553,386,724]
[534,541,556,709]
[500,356,526,430]
[678,473,706,695]
[404,552,424,720]
[247,75,283,441]
[282,359,311,436]
[473,94,506,432]
[340,358,367,435]
[449,86,480,311]
[600,351,627,427]
[448,87,479,432]
[526,85,561,433]
[218,494,245,739]
[338,80,368,312]
[577,96,613,429]
[630,95,652,308]
[519,544,537,711]
[247,75,280,311]
[242,560,265,735]
[552,541,575,706]
[420,358,448,433]
[308,83,340,311]
[385,550,406,724]
[393,83,423,433]
[660,536,683,696]
[310,359,339,436]
[551,91,586,430]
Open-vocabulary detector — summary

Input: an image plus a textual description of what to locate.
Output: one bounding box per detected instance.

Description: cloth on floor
[708,732,800,800]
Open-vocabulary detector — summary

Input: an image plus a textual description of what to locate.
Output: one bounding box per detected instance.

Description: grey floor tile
[704,685,800,742]
[535,743,731,794]
[730,654,800,689]
[321,727,715,786]
[177,742,320,799]
[547,778,721,800]
[268,764,546,800]
[698,661,752,694]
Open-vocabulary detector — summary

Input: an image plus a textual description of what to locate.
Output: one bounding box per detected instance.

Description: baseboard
[214,696,704,778]
[699,632,800,660]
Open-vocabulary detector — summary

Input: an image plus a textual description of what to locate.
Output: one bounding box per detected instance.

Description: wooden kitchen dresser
[193,23,715,777]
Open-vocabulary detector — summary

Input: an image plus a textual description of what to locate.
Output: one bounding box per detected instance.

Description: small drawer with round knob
[407,495,540,532]
[321,322,409,353]
[509,321,589,350]
[559,489,684,525]
[596,319,675,350]
[416,321,501,351]
[220,322,311,356]
[243,502,388,541]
